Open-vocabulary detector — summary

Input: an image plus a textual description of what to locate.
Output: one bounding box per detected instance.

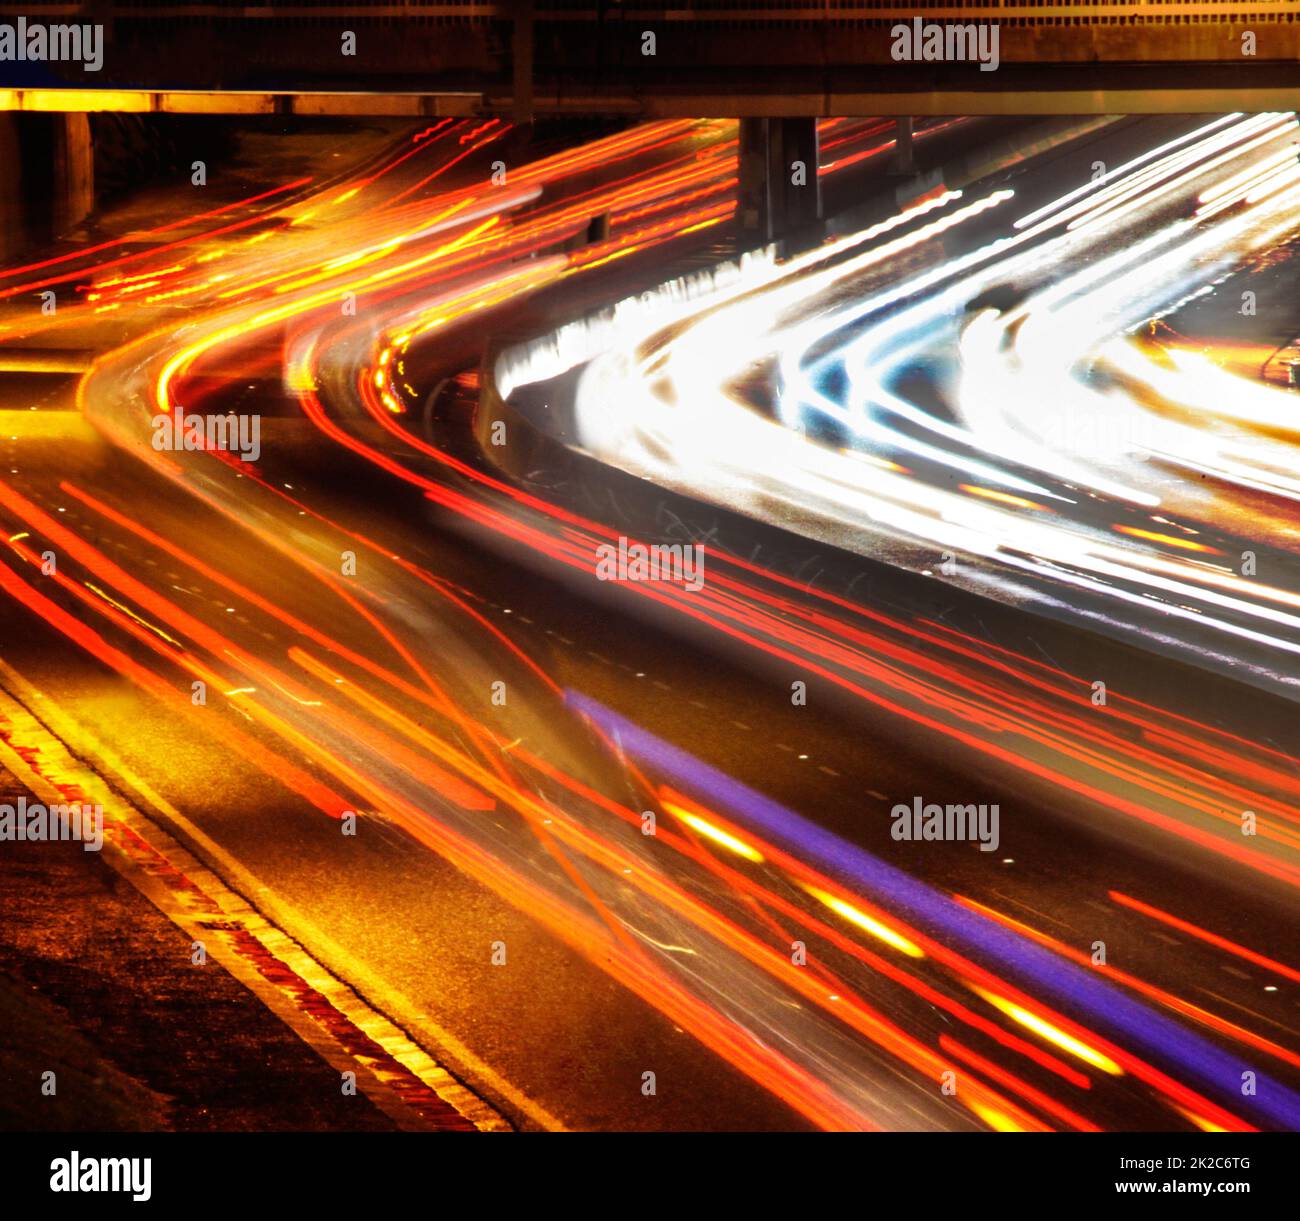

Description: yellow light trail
[1113,525,1220,554]
[801,884,925,958]
[662,800,764,863]
[971,985,1124,1076]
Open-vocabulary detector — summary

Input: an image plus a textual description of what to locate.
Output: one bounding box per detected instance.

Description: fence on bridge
[2,1,1299,25]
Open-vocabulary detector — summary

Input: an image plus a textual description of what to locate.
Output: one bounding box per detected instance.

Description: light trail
[563,690,1300,1131]
[4,113,1296,1131]
[520,113,1300,688]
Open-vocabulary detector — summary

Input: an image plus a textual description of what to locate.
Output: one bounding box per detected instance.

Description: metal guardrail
[543,0,1300,13]
[0,0,1297,19]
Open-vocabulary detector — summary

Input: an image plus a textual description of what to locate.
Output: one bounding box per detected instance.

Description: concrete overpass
[2,3,1298,258]
[0,3,1298,118]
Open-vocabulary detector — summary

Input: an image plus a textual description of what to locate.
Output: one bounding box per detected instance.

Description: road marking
[0,660,556,1132]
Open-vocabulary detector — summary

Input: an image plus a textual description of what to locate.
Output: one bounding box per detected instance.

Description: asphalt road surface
[0,113,1297,1133]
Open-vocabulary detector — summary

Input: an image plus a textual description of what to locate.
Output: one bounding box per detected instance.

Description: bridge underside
[3,73,1300,120]
[0,6,1294,254]
[0,8,1298,115]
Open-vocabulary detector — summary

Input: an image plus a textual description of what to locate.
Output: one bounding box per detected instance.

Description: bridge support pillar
[52,113,94,235]
[0,113,93,257]
[0,115,24,262]
[737,116,821,251]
